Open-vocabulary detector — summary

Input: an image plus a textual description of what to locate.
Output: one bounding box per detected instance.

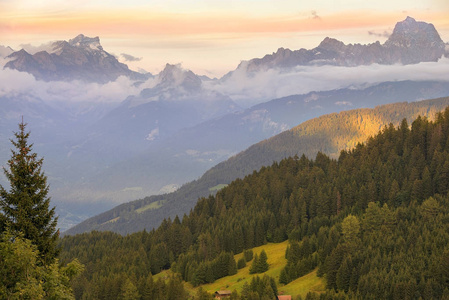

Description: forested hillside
[65,96,449,235]
[60,106,449,299]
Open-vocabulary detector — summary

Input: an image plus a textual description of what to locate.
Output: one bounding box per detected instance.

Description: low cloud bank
[2,58,449,107]
[205,58,449,107]
[0,68,142,103]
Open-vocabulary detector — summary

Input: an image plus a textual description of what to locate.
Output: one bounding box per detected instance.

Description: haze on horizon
[1,0,449,77]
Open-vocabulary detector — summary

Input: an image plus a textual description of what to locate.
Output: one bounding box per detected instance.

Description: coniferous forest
[0,121,83,299]
[55,106,449,299]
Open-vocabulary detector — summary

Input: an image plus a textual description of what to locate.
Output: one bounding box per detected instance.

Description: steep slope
[4,34,147,83]
[60,107,449,299]
[64,95,449,235]
[61,80,449,218]
[49,64,240,211]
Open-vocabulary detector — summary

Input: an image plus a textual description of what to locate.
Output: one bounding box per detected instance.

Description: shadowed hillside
[64,96,449,235]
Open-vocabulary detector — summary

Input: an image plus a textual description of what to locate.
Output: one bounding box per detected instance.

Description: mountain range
[1,17,449,232]
[3,34,148,83]
[64,95,449,235]
[232,16,449,74]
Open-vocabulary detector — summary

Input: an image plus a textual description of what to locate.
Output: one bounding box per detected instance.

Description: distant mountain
[4,17,449,233]
[71,80,449,203]
[59,104,449,300]
[64,95,449,235]
[4,34,147,83]
[66,63,239,158]
[0,92,120,230]
[23,64,241,228]
[0,45,14,59]
[231,17,448,74]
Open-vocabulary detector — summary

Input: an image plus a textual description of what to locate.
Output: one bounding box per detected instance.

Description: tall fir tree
[0,120,58,264]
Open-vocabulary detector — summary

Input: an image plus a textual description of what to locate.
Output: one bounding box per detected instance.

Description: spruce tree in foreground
[0,120,58,264]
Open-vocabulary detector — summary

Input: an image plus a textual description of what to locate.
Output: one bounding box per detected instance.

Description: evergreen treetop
[0,120,58,264]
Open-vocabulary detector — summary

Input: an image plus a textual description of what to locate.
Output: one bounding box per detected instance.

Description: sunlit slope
[154,241,325,299]
[65,96,449,235]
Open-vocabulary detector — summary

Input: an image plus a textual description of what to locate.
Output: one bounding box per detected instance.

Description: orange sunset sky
[1,0,449,77]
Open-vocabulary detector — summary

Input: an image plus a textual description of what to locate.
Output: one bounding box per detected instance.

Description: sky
[1,0,449,77]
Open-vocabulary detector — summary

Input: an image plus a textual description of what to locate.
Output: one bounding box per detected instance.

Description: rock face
[4,34,147,83]
[384,16,446,64]
[240,17,447,73]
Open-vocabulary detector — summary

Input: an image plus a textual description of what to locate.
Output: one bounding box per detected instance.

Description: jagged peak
[317,37,346,51]
[274,47,291,55]
[159,63,200,86]
[385,16,443,47]
[404,16,417,24]
[68,34,103,51]
[7,48,31,58]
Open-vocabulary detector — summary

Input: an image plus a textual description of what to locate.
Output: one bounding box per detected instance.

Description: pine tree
[0,120,58,264]
[120,278,140,300]
[249,254,259,274]
[257,249,269,273]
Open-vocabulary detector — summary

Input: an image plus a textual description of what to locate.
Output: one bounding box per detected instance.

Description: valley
[2,13,449,299]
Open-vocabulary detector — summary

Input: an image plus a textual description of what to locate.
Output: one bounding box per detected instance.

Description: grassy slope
[154,241,325,298]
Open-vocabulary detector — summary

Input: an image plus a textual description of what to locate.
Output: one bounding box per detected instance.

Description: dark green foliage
[193,287,211,300]
[60,106,449,298]
[237,257,246,269]
[232,275,278,300]
[0,229,83,299]
[185,251,237,286]
[249,254,259,274]
[249,250,269,274]
[0,121,58,264]
[244,249,254,262]
[66,97,449,236]
[281,239,318,285]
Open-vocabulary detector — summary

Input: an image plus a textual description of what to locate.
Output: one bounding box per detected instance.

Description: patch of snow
[145,128,159,141]
[304,93,320,102]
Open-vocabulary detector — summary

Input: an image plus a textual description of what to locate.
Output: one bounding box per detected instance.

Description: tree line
[0,120,83,299]
[59,106,449,298]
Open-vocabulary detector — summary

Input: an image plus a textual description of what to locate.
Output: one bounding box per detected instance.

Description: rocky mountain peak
[385,16,444,48]
[234,17,446,73]
[4,34,146,83]
[158,63,201,91]
[68,34,103,51]
[317,37,346,52]
[274,47,292,57]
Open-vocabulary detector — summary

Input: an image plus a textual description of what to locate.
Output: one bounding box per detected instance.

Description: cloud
[121,53,142,62]
[368,30,391,38]
[0,68,142,103]
[19,42,55,54]
[311,10,321,20]
[335,101,353,106]
[2,58,449,109]
[204,58,449,107]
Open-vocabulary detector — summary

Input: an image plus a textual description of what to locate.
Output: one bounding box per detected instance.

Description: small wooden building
[277,295,292,300]
[214,290,232,299]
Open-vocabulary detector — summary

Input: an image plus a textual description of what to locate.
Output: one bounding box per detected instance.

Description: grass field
[135,200,166,213]
[154,241,326,298]
[209,184,228,192]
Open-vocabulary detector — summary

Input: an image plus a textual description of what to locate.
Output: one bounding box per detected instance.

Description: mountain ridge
[230,16,448,74]
[63,94,449,235]
[4,34,147,83]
